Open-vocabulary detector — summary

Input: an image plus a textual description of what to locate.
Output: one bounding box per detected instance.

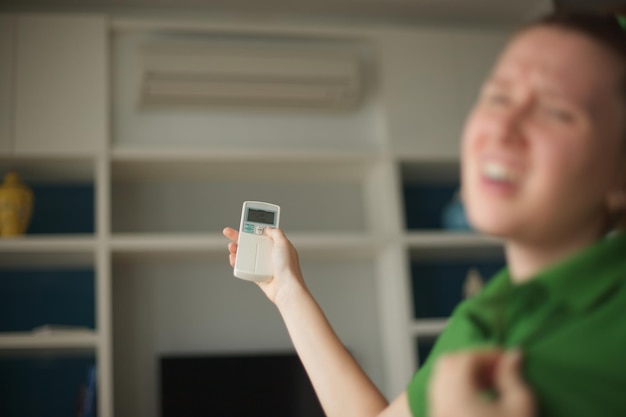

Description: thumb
[496,350,535,415]
[265,226,285,240]
[264,227,287,243]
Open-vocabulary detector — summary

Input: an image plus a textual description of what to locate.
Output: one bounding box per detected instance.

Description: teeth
[483,162,518,182]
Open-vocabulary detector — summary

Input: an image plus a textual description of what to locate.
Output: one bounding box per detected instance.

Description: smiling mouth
[482,161,520,183]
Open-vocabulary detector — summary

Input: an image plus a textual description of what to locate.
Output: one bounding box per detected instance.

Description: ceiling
[0,0,554,26]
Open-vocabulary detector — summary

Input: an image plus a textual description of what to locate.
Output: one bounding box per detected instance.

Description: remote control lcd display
[247,208,275,225]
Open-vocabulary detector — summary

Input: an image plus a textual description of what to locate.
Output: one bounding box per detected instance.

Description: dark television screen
[160,352,325,417]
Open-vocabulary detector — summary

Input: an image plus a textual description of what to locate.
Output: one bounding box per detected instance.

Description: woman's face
[461,25,625,245]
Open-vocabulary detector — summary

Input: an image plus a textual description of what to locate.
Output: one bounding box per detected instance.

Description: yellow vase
[0,172,34,237]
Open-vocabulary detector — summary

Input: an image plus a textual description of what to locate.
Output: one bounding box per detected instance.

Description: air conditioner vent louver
[139,41,365,111]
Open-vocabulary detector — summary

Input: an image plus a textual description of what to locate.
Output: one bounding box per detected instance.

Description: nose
[491,94,532,147]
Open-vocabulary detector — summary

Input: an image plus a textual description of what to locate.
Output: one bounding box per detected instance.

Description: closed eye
[541,104,576,124]
[480,90,512,108]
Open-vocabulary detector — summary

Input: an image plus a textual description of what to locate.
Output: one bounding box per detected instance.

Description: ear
[606,162,626,217]
[606,191,626,232]
[607,190,626,212]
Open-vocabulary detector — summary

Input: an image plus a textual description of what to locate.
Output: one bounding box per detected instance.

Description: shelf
[404,232,503,259]
[0,331,98,351]
[0,155,94,183]
[111,233,498,259]
[403,231,502,248]
[0,236,96,267]
[110,232,379,260]
[112,146,376,160]
[0,235,96,251]
[410,319,448,336]
[111,147,377,183]
[399,158,460,183]
[111,233,224,261]
[291,233,380,259]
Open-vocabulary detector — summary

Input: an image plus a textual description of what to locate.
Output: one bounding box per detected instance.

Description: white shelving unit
[0,13,110,417]
[0,12,510,416]
[409,319,449,337]
[111,233,378,259]
[0,332,98,351]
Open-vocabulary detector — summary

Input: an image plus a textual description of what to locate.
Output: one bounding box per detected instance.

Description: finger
[229,252,236,268]
[496,350,524,391]
[497,350,535,414]
[228,242,238,255]
[475,351,502,390]
[431,349,501,398]
[223,227,239,242]
[452,350,503,389]
[430,354,474,408]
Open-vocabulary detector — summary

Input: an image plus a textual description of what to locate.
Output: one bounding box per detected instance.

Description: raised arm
[223,226,412,417]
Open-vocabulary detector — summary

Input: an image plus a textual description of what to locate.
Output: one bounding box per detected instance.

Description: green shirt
[407,232,626,417]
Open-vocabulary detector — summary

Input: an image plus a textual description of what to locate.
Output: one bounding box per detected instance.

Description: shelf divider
[0,236,96,267]
[409,319,448,336]
[0,331,98,351]
[110,232,379,260]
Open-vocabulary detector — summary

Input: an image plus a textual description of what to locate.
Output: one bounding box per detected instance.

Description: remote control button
[255,226,265,235]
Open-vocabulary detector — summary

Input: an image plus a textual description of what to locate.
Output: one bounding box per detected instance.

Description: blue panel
[403,183,458,230]
[0,269,95,332]
[411,260,504,319]
[27,183,94,234]
[416,336,438,366]
[0,356,96,417]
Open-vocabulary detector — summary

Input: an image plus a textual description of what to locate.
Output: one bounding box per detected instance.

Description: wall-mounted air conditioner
[139,40,366,111]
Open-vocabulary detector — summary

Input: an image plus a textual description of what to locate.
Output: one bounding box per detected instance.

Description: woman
[224,10,626,417]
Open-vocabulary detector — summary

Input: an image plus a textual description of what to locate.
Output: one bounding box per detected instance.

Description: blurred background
[0,1,622,417]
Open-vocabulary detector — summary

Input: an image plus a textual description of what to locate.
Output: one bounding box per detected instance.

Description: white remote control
[234,201,281,282]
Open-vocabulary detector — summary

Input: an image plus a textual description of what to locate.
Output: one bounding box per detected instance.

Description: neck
[505,225,606,283]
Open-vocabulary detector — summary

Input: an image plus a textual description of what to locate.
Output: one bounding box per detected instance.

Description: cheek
[461,111,486,160]
[530,131,602,200]
[460,127,485,212]
[461,111,488,179]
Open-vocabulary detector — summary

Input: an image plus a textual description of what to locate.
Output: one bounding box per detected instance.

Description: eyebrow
[484,75,590,108]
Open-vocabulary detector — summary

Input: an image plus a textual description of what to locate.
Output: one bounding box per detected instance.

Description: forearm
[276,275,388,417]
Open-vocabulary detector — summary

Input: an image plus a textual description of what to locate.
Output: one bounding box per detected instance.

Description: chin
[465,202,517,238]
[472,223,512,238]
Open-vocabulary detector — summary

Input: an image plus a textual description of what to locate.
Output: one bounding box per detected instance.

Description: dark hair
[528,10,626,102]
[536,10,626,62]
